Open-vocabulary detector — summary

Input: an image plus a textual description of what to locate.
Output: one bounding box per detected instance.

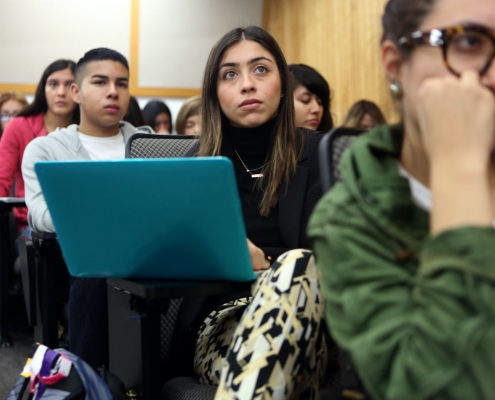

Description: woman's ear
[382,40,403,84]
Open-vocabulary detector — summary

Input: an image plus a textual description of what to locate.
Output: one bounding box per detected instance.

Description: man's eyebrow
[116,77,129,81]
[90,74,109,79]
[219,56,274,69]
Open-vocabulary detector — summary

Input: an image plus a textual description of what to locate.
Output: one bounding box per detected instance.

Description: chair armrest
[31,230,57,241]
[0,197,26,213]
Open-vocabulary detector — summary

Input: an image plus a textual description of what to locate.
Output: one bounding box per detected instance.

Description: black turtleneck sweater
[225,118,288,259]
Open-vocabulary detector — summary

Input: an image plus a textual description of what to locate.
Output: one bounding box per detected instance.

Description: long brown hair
[19,59,80,124]
[198,26,303,216]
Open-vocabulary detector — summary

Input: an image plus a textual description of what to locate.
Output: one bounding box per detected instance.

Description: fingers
[461,69,482,86]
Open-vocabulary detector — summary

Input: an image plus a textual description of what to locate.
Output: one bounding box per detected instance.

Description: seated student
[289,64,333,133]
[176,26,329,399]
[309,0,495,398]
[22,48,152,369]
[142,99,173,133]
[0,60,79,239]
[0,90,28,138]
[175,95,200,135]
[342,99,386,131]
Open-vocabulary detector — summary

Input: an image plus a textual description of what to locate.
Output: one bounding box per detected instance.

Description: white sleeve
[22,138,55,232]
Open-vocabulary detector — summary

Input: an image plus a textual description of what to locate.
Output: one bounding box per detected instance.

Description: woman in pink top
[0,59,79,238]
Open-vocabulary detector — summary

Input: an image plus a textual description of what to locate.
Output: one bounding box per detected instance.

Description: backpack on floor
[6,344,132,400]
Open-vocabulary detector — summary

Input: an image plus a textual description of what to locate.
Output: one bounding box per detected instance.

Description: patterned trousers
[194,249,328,400]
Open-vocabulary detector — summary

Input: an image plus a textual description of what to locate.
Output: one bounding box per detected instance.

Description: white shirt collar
[397,163,431,212]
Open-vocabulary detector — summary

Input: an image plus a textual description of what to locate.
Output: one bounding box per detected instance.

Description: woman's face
[0,99,25,131]
[45,68,77,117]
[293,84,323,131]
[154,112,171,133]
[359,113,376,130]
[183,114,200,135]
[390,0,495,132]
[217,40,282,128]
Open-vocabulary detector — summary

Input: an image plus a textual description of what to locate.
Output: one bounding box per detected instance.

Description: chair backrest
[125,133,199,159]
[318,127,365,193]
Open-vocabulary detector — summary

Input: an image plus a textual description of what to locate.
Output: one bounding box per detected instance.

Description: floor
[0,329,33,399]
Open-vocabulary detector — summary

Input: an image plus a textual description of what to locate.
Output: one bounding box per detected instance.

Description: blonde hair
[176,96,201,135]
[0,91,28,134]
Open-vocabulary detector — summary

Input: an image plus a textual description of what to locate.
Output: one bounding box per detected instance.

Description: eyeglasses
[0,112,19,122]
[398,25,495,76]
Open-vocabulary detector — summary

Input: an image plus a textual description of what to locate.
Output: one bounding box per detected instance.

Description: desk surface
[107,278,253,299]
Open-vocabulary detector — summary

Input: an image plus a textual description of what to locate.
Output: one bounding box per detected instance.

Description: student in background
[23,48,151,370]
[181,26,329,399]
[0,91,28,138]
[0,59,79,237]
[342,99,386,130]
[175,95,201,135]
[124,95,146,127]
[289,64,333,133]
[142,99,173,133]
[309,0,495,398]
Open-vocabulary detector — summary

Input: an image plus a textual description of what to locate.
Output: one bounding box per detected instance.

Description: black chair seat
[162,377,217,400]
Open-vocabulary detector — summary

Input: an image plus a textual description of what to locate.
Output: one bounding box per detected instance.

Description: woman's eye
[452,32,486,52]
[223,71,237,79]
[254,66,268,74]
[47,82,58,88]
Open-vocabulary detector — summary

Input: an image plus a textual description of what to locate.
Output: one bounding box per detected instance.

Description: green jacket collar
[339,124,429,252]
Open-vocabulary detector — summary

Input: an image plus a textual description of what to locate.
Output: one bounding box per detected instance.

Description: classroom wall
[263,0,399,125]
[0,0,263,123]
[1,1,399,126]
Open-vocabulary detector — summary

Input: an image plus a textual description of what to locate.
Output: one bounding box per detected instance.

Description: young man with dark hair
[22,47,152,369]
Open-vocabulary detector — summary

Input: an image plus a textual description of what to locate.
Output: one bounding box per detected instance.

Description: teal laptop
[34,157,256,281]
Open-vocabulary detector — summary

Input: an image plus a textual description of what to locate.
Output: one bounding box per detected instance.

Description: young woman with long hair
[0,59,79,237]
[289,63,333,133]
[178,26,329,399]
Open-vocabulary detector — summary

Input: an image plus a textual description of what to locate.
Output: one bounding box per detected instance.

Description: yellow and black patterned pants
[194,249,328,400]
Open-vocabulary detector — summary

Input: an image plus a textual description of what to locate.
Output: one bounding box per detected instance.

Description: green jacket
[308,124,495,400]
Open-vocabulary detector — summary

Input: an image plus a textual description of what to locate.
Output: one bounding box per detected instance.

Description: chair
[19,231,69,349]
[125,133,199,159]
[122,133,220,399]
[318,127,365,193]
[318,127,372,400]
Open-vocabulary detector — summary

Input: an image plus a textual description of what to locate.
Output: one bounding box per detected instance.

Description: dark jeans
[69,277,109,370]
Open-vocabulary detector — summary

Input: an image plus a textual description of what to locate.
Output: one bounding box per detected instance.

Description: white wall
[0,0,263,90]
[0,0,132,84]
[1,0,263,131]
[138,0,263,88]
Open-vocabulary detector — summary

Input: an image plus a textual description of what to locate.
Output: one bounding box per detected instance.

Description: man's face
[71,60,130,129]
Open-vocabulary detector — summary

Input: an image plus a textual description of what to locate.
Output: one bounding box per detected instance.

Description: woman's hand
[416,70,495,233]
[247,239,270,271]
[417,70,495,166]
